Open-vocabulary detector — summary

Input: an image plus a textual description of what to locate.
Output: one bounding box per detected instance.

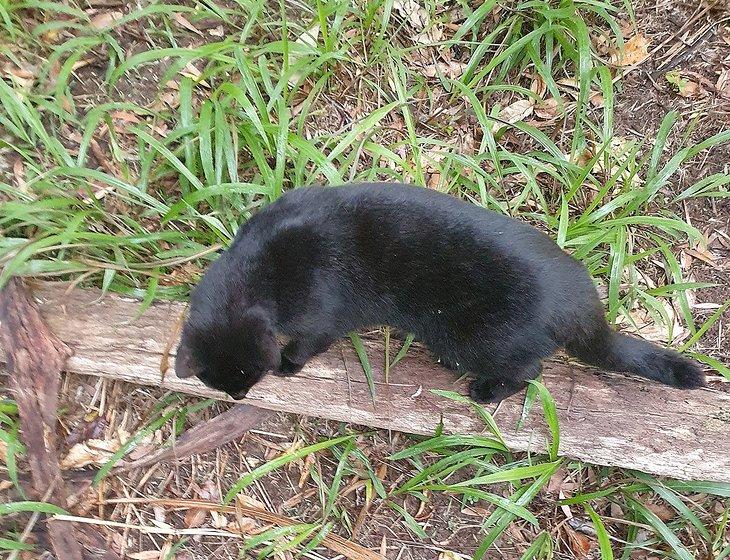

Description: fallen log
[1,281,728,483]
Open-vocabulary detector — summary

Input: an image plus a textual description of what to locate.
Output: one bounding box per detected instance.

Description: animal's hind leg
[469,360,542,404]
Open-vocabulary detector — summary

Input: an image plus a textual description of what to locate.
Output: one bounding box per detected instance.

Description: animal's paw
[436,356,460,371]
[468,378,499,403]
[274,355,303,377]
[663,353,705,389]
[469,378,521,403]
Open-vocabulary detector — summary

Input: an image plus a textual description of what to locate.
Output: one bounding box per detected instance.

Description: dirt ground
[613,0,729,366]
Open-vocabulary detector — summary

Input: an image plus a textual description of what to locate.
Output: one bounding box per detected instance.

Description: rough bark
[0,278,84,560]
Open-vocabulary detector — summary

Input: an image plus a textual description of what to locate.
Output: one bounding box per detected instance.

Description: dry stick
[0,278,84,560]
[115,403,271,473]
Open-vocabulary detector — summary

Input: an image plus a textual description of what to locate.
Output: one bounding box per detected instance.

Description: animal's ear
[243,306,281,372]
[175,343,200,379]
[260,327,281,373]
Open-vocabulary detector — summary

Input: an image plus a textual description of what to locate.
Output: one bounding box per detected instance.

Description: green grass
[0,0,728,557]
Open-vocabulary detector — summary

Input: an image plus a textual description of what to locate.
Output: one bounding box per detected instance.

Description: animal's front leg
[274,335,334,376]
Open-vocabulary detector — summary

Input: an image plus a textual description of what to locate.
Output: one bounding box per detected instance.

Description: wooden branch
[0,279,84,560]
[2,282,729,483]
[116,404,271,472]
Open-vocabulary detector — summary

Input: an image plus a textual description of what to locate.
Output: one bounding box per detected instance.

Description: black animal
[175,183,705,402]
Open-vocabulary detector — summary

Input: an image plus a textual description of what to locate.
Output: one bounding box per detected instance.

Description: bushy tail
[565,325,705,389]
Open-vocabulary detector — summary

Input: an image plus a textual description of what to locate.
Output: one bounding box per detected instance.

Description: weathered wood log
[2,282,728,483]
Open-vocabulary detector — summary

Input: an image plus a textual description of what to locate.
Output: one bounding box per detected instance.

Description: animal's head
[174,257,280,399]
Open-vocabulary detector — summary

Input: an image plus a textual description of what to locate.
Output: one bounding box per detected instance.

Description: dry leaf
[615,34,650,66]
[622,301,685,344]
[199,479,220,502]
[492,99,534,132]
[183,507,207,528]
[462,505,490,517]
[173,13,203,36]
[589,91,604,107]
[439,552,466,560]
[427,171,441,189]
[530,74,547,97]
[666,71,701,98]
[13,158,28,195]
[110,110,140,123]
[547,466,568,495]
[716,69,730,99]
[61,438,120,469]
[90,11,123,30]
[534,97,561,119]
[393,0,428,30]
[297,453,315,488]
[617,19,634,38]
[392,0,441,43]
[211,511,228,529]
[180,62,210,88]
[567,527,593,557]
[2,62,37,89]
[645,502,675,522]
[228,517,258,534]
[421,61,467,79]
[414,500,433,522]
[237,493,267,510]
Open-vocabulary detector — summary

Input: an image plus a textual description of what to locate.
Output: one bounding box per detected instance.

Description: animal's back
[181,182,704,402]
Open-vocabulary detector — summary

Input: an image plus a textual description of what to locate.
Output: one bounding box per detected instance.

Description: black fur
[175,183,705,402]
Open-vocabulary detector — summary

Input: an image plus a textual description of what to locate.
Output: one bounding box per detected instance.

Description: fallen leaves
[173,13,203,37]
[421,61,468,79]
[60,438,119,470]
[614,33,650,66]
[89,10,123,30]
[497,99,534,126]
[1,61,38,90]
[665,71,702,98]
[644,502,675,522]
[534,98,562,120]
[566,527,593,557]
[393,0,442,44]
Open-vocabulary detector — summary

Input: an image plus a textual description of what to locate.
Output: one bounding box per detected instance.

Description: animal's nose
[229,388,249,400]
